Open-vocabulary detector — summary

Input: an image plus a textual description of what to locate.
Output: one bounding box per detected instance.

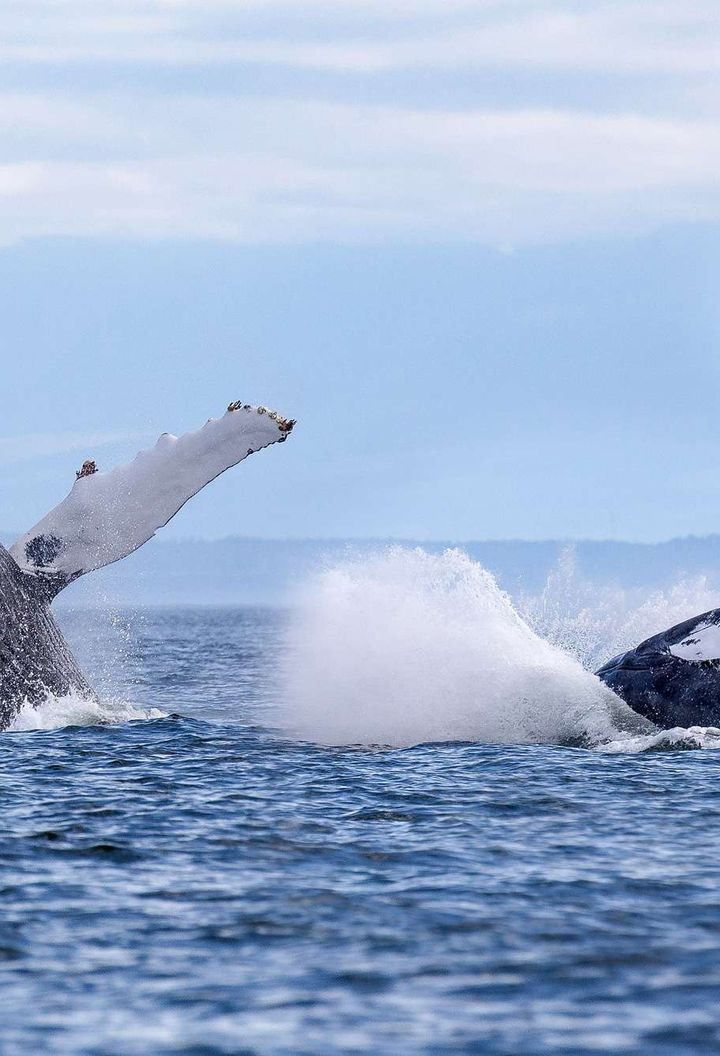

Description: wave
[279,546,720,752]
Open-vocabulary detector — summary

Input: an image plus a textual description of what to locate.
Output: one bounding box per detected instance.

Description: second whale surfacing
[596,611,720,731]
[0,401,294,730]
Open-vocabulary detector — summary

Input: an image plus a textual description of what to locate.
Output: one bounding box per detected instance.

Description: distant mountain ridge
[1,533,717,606]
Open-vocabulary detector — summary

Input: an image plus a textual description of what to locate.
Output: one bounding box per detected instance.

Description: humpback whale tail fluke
[0,400,295,730]
[9,401,295,596]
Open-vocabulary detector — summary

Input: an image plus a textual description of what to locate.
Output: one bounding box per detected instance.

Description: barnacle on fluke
[226,400,295,438]
[76,460,97,480]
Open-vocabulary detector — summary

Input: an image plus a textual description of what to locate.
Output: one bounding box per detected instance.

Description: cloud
[0,95,717,245]
[0,1,716,245]
[4,1,718,75]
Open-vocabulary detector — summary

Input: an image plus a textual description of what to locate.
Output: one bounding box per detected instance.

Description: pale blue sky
[1,1,718,542]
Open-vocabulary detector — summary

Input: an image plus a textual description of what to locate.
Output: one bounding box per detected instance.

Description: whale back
[0,545,93,728]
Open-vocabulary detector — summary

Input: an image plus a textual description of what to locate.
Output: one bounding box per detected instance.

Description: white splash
[279,547,640,748]
[7,690,165,733]
[517,545,718,670]
[279,545,720,752]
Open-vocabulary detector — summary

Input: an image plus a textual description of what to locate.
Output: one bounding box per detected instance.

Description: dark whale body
[0,544,93,728]
[596,609,720,729]
[0,402,294,731]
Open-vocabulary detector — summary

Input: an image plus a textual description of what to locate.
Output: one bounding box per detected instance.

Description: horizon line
[5,531,720,548]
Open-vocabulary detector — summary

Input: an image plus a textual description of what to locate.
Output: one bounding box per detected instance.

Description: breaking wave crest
[280,546,720,752]
[8,691,165,733]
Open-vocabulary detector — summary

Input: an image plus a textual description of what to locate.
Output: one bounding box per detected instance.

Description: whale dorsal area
[10,403,294,588]
[668,619,720,663]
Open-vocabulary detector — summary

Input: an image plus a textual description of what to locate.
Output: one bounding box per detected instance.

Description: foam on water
[601,726,720,753]
[280,546,720,752]
[8,691,165,733]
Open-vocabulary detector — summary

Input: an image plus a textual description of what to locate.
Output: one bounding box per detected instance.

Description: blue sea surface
[2,607,720,1055]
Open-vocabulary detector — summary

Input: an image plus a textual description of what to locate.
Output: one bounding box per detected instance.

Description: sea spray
[280,547,629,747]
[518,545,718,667]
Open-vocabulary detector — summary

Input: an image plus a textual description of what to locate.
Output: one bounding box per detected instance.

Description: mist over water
[281,548,617,747]
[280,546,720,751]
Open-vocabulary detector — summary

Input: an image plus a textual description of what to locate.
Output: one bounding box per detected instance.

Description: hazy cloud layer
[1,0,717,245]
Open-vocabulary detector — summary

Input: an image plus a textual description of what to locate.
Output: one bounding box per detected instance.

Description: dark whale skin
[0,544,93,729]
[596,609,720,730]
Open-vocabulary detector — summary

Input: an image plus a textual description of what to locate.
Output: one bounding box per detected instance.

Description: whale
[0,401,294,730]
[596,610,720,729]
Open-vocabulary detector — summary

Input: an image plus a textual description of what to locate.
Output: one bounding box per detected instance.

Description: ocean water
[3,549,720,1055]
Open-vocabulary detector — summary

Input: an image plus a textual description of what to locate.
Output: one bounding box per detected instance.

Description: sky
[0,0,719,542]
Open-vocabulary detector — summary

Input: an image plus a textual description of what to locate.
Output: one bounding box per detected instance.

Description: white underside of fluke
[10,403,294,581]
